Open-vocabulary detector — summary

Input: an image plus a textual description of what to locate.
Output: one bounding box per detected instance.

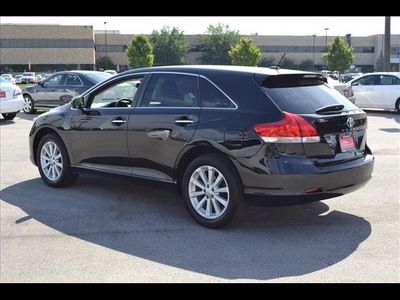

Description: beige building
[1,24,399,74]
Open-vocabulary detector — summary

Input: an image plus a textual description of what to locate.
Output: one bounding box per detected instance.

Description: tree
[280,57,297,69]
[375,51,384,71]
[322,36,355,73]
[228,37,261,66]
[298,59,314,71]
[151,26,188,66]
[258,57,275,67]
[125,35,154,69]
[199,23,241,65]
[96,56,116,71]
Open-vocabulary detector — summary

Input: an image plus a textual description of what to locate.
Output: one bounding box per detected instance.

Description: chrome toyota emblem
[346,117,355,128]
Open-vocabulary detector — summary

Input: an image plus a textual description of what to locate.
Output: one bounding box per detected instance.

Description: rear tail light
[343,88,354,98]
[253,111,320,143]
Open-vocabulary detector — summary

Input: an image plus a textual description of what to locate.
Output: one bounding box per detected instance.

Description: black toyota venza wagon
[29,65,374,229]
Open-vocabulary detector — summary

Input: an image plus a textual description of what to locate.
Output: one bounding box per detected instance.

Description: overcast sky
[1,16,399,37]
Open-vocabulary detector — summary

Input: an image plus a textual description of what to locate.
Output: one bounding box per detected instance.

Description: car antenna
[269,52,286,69]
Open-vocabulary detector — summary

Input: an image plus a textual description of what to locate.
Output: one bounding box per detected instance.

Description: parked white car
[1,74,16,85]
[0,76,24,120]
[349,72,400,113]
[325,76,356,104]
[15,75,23,84]
[21,72,37,84]
[104,69,117,75]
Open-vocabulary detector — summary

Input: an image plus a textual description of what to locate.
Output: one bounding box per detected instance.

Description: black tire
[2,112,17,120]
[396,99,400,113]
[23,94,36,114]
[181,153,243,229]
[36,133,78,188]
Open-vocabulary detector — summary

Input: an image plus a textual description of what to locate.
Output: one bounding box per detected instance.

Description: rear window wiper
[315,104,344,114]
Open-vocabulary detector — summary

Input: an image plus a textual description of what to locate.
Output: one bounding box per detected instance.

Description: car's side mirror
[71,96,84,109]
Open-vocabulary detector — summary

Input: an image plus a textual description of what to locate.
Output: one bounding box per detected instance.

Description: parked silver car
[22,70,112,114]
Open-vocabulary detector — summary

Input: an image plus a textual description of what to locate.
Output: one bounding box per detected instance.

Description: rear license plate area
[339,134,356,152]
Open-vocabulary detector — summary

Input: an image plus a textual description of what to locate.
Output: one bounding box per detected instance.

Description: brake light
[0,91,6,98]
[253,111,320,143]
[343,88,354,98]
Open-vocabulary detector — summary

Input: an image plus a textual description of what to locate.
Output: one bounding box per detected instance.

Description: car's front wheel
[182,153,243,229]
[36,133,78,188]
[23,94,36,114]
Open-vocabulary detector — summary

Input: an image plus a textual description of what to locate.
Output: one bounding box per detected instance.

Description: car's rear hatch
[255,72,370,163]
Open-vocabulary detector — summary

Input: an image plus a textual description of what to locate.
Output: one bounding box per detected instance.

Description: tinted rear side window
[258,74,358,114]
[199,77,236,108]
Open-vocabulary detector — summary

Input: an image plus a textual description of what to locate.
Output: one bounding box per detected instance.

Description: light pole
[324,28,329,70]
[324,28,329,51]
[312,34,316,70]
[104,21,108,70]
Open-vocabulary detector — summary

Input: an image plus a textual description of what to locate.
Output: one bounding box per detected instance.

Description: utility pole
[384,16,391,71]
[104,21,108,70]
[312,34,316,70]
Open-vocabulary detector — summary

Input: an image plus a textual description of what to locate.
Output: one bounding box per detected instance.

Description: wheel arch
[395,97,400,113]
[175,144,243,196]
[32,127,67,166]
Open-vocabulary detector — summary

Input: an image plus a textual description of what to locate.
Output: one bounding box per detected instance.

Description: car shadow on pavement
[1,175,371,281]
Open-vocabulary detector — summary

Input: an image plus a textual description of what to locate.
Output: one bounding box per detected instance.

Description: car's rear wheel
[23,94,36,114]
[182,153,243,229]
[2,112,17,120]
[37,133,78,188]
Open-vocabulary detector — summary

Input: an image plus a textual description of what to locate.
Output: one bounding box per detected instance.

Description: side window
[44,74,63,86]
[90,77,143,108]
[380,75,395,85]
[141,74,198,107]
[352,75,377,86]
[64,74,81,86]
[199,77,236,108]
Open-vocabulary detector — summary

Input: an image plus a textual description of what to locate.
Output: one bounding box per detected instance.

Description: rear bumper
[0,97,24,114]
[236,153,374,202]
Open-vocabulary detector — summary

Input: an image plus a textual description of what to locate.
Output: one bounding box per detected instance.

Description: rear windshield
[257,73,358,114]
[84,72,113,83]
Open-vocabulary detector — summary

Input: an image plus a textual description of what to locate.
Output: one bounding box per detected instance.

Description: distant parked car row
[1,72,53,85]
